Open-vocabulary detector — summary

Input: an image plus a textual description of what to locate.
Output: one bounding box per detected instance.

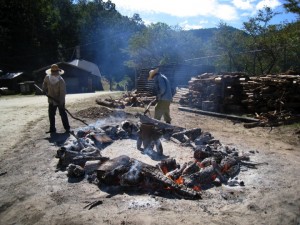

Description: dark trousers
[48,103,70,132]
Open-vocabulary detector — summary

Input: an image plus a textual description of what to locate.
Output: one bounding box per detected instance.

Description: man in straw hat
[148,67,173,124]
[42,64,70,133]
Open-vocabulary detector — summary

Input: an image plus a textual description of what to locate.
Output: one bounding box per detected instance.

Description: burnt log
[56,147,103,167]
[96,156,201,199]
[140,162,201,199]
[96,155,131,185]
[95,99,115,108]
[73,156,109,167]
[96,99,125,109]
[172,128,202,142]
[67,164,85,178]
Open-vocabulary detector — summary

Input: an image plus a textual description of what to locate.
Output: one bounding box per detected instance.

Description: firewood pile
[179,73,300,127]
[240,75,300,113]
[179,72,247,113]
[244,110,300,128]
[55,113,262,200]
[95,91,156,109]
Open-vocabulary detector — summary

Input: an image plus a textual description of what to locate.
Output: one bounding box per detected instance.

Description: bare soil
[0,92,300,225]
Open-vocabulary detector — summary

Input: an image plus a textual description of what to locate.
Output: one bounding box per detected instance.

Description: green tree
[212,23,247,72]
[0,0,78,71]
[75,0,143,84]
[276,21,300,72]
[242,7,283,75]
[125,23,204,70]
[283,0,300,16]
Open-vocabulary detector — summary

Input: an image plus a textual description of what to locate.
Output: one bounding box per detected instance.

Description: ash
[54,112,263,199]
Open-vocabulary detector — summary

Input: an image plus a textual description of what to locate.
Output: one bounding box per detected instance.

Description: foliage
[0,0,299,86]
[242,7,299,75]
[125,23,204,69]
[283,0,300,16]
[212,23,247,72]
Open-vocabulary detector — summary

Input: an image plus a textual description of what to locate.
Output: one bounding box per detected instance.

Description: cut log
[95,99,116,108]
[172,128,202,142]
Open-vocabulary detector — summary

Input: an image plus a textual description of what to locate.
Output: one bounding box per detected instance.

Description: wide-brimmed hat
[46,64,64,75]
[148,68,159,80]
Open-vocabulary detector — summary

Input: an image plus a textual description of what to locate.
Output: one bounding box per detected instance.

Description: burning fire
[193,186,201,191]
[175,176,184,185]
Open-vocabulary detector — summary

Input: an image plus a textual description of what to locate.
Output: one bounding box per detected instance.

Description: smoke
[129,159,142,177]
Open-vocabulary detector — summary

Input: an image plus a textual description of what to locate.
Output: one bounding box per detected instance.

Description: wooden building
[136,64,215,96]
[33,62,103,94]
[0,72,32,94]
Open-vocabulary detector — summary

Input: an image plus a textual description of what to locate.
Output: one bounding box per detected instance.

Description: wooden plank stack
[179,73,300,114]
[180,72,246,113]
[240,75,300,113]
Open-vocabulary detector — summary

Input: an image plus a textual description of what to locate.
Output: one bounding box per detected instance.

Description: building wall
[33,63,103,94]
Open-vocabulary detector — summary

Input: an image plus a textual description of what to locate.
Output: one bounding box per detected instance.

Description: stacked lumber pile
[240,75,300,113]
[180,72,247,113]
[179,73,300,114]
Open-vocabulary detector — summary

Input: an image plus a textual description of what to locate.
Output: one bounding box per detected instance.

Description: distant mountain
[187,26,242,42]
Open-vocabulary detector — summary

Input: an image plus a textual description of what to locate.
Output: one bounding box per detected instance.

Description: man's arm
[42,75,48,93]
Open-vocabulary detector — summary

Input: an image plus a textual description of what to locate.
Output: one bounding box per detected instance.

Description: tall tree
[0,0,78,71]
[283,0,300,16]
[243,7,283,75]
[125,23,204,69]
[212,23,247,72]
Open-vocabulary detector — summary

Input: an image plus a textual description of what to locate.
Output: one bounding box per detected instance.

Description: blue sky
[108,0,298,30]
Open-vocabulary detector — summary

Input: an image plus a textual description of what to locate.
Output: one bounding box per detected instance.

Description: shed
[33,62,103,94]
[0,72,30,93]
[136,64,215,96]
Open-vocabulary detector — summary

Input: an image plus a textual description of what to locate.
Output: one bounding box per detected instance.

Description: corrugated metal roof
[0,72,23,80]
[68,59,101,77]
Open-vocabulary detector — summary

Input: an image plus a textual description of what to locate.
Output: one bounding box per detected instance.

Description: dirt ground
[0,92,300,225]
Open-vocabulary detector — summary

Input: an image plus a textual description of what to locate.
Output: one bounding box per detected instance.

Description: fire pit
[54,112,263,200]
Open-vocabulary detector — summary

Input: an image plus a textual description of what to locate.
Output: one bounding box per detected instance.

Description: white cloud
[232,0,255,10]
[107,0,288,29]
[110,0,238,20]
[179,20,209,30]
[256,0,281,10]
[215,4,239,20]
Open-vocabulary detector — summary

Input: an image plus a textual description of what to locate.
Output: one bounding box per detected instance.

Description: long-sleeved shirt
[42,74,66,105]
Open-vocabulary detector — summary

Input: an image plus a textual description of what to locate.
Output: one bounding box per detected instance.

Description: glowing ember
[175,176,184,185]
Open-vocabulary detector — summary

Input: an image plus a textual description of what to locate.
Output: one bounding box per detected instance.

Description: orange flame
[222,164,230,173]
[175,176,184,185]
[193,185,201,191]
